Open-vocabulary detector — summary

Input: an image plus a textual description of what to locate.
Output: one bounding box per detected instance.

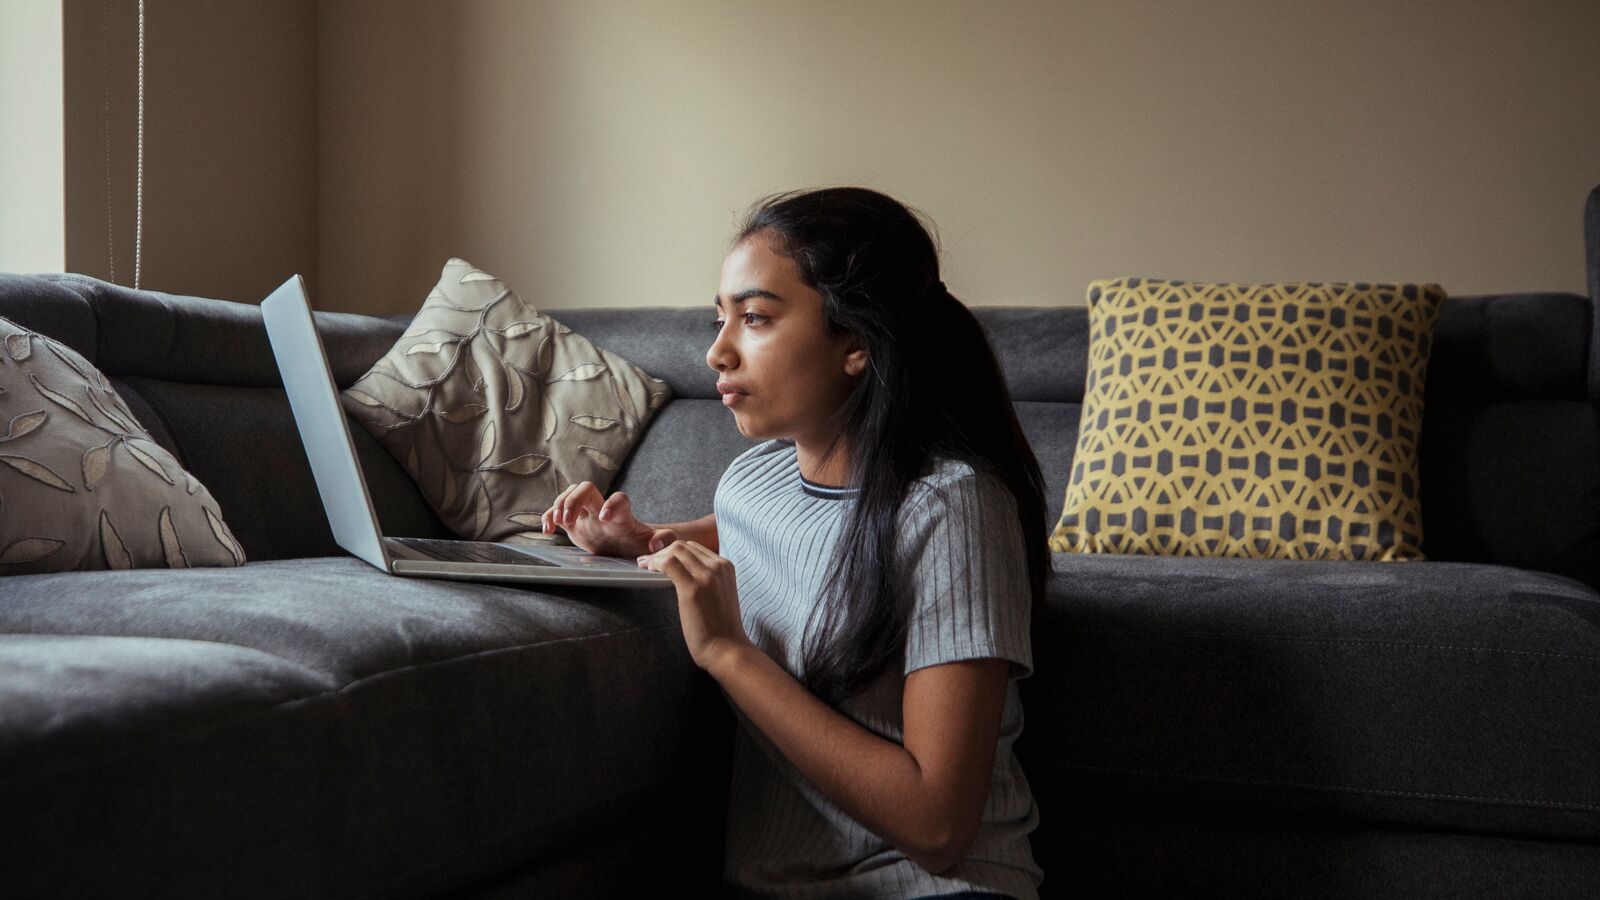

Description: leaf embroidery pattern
[611,376,638,433]
[205,506,246,565]
[461,343,484,391]
[505,513,543,527]
[82,442,114,490]
[100,510,132,570]
[360,366,431,392]
[502,360,525,412]
[0,536,63,565]
[76,379,133,432]
[406,340,457,356]
[483,454,550,476]
[0,410,46,443]
[44,342,99,391]
[499,321,542,338]
[570,415,619,432]
[548,363,607,383]
[402,326,456,339]
[542,396,558,441]
[437,403,488,424]
[346,389,386,407]
[420,288,472,312]
[123,440,175,485]
[4,332,32,362]
[537,334,553,374]
[476,420,498,467]
[158,506,189,568]
[30,374,95,424]
[0,454,75,491]
[578,445,619,471]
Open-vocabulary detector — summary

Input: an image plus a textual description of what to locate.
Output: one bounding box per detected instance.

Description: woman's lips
[717,382,747,407]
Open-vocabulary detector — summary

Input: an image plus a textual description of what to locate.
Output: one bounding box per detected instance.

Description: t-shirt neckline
[789,446,859,500]
[798,472,858,500]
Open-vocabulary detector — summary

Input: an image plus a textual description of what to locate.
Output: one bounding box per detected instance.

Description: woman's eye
[711,313,767,331]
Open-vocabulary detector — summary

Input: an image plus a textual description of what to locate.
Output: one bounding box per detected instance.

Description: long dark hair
[736,187,1048,707]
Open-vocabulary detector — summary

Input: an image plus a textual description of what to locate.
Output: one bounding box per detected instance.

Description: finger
[599,490,630,523]
[551,483,577,524]
[638,539,693,573]
[662,541,714,582]
[559,482,596,525]
[647,528,677,553]
[544,486,574,532]
[637,538,675,569]
[680,540,719,565]
[663,548,708,583]
[683,541,733,580]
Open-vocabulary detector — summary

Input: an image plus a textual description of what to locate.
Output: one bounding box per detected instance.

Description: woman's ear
[843,346,868,378]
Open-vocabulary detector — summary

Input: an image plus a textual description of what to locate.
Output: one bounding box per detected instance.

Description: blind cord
[133,0,145,290]
[99,5,115,284]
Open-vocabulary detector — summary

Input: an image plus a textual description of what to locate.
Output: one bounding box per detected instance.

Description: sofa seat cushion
[1022,554,1600,842]
[0,558,732,898]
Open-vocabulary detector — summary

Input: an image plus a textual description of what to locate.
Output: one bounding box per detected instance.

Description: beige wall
[63,0,318,303]
[51,2,1600,311]
[0,2,65,272]
[317,0,1600,316]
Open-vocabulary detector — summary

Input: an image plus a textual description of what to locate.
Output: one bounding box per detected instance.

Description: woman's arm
[707,646,1010,874]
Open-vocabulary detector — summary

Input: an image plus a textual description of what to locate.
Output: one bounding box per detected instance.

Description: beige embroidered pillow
[340,259,671,542]
[0,316,246,573]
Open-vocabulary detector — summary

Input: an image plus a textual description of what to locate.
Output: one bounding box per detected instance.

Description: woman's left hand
[637,540,752,673]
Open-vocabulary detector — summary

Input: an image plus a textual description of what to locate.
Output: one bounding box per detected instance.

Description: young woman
[539,187,1047,900]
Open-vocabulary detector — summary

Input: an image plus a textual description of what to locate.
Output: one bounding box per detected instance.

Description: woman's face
[707,232,867,447]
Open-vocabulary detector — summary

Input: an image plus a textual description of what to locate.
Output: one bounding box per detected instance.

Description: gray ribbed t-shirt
[715,438,1043,900]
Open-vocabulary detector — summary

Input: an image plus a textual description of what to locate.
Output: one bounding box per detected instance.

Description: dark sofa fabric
[0,559,731,898]
[1026,554,1600,841]
[1,188,1598,900]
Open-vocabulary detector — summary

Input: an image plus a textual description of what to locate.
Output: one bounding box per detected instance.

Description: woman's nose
[707,328,736,372]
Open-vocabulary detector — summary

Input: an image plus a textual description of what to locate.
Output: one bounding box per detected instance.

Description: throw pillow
[0,316,246,573]
[1049,278,1446,560]
[341,258,672,542]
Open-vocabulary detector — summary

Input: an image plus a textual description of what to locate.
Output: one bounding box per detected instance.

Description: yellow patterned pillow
[1050,278,1445,560]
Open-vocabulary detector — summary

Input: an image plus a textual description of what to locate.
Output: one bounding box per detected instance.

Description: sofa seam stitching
[1056,626,1600,662]
[1067,762,1600,814]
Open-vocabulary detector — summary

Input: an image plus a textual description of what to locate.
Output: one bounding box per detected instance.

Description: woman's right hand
[540,482,677,559]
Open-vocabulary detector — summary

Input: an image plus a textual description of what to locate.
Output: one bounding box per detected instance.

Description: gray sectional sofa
[1,188,1598,898]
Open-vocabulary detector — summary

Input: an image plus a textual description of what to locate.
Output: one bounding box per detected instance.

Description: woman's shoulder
[901,456,1016,520]
[896,454,1017,538]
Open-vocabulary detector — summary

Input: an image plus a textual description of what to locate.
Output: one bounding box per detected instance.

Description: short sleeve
[898,467,1034,680]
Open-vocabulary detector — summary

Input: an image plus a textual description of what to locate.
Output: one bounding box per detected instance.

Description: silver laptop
[260,274,672,588]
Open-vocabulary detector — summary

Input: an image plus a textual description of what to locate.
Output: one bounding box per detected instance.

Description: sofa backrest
[0,271,1595,588]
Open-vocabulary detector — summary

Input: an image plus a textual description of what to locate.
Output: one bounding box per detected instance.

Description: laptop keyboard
[391,537,557,567]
